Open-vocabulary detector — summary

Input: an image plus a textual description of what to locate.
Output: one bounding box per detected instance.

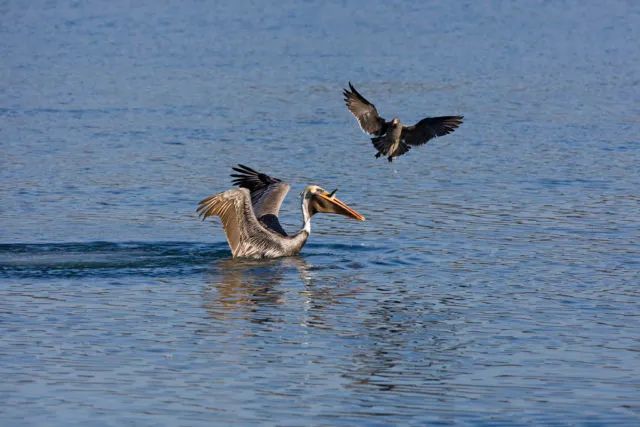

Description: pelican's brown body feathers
[197,188,309,258]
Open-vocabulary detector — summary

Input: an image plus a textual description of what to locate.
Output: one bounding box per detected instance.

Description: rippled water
[2,1,640,425]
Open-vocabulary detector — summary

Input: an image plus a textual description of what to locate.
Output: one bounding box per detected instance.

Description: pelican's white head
[301,185,365,221]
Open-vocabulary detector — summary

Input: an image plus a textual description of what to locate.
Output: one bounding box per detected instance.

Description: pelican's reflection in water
[202,255,365,328]
[202,256,465,400]
[202,256,313,322]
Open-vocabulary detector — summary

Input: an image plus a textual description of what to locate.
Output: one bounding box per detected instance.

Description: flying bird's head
[302,185,365,221]
[391,117,401,126]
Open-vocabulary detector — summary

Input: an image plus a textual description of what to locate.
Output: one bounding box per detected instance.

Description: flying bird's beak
[314,191,365,221]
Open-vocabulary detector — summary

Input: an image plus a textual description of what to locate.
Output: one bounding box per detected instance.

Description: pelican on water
[197,164,365,259]
[343,82,463,162]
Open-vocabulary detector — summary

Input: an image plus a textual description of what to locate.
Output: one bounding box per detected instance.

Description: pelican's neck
[301,193,312,234]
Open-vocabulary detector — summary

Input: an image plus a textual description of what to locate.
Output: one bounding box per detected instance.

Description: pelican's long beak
[315,191,366,221]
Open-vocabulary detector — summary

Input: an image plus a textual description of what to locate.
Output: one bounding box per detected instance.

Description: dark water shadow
[345,317,465,395]
[341,287,471,396]
[0,241,229,279]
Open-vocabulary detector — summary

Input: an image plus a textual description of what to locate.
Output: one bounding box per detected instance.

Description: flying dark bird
[343,82,463,162]
[197,164,365,259]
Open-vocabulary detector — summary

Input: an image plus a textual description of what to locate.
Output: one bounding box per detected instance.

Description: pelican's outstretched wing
[197,188,278,257]
[401,116,464,146]
[230,164,290,236]
[230,164,290,217]
[343,82,387,136]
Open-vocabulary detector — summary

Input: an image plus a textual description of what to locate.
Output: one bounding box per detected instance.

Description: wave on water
[0,241,230,279]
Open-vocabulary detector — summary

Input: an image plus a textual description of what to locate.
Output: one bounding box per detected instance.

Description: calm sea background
[1,1,639,425]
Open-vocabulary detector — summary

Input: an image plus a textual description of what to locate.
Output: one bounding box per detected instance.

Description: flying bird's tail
[371,136,388,155]
[371,136,411,159]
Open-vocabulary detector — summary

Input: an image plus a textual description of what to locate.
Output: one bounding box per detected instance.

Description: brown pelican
[343,82,464,162]
[197,164,365,259]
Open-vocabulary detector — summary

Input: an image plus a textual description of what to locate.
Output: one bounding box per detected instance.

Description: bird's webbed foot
[375,152,382,158]
[387,156,393,162]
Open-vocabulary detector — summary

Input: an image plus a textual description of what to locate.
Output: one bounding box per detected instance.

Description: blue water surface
[1,1,639,425]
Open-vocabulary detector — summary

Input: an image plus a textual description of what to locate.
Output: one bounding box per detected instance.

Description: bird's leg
[375,152,381,158]
[387,156,393,162]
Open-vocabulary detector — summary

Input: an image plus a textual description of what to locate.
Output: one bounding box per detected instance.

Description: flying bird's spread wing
[230,164,290,236]
[343,82,387,136]
[401,116,464,146]
[197,188,277,256]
